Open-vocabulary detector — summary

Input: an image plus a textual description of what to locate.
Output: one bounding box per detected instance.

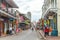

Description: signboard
[49,16,53,19]
[20,16,24,22]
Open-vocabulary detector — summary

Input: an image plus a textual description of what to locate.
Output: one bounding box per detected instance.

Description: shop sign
[49,16,53,19]
[20,16,24,22]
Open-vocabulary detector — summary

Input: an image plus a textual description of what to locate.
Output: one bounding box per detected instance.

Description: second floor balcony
[42,0,57,16]
[0,7,16,17]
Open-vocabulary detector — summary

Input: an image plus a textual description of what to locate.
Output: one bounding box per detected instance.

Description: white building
[42,0,60,36]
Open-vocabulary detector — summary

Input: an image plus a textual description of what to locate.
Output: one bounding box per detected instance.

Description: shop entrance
[47,11,58,36]
[0,21,4,36]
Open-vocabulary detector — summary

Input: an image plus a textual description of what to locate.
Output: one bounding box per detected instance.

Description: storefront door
[4,23,8,34]
[0,21,4,36]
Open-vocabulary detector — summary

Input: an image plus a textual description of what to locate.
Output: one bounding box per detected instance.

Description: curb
[38,30,47,40]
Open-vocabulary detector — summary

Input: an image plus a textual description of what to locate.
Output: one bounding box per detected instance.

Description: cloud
[13,0,44,22]
[31,15,41,22]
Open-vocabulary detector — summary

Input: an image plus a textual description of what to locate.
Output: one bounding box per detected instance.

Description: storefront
[41,19,44,28]
[25,20,30,29]
[16,20,19,33]
[47,11,58,36]
[3,17,9,36]
[40,19,44,30]
[0,18,4,36]
[0,16,9,36]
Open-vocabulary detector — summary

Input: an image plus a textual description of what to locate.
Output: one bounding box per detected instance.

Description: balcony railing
[0,7,16,17]
[42,3,57,14]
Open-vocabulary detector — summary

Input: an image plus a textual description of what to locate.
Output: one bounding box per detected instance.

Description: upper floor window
[1,0,6,8]
[51,0,57,8]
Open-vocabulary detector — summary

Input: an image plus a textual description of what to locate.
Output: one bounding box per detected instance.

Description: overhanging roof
[5,0,18,8]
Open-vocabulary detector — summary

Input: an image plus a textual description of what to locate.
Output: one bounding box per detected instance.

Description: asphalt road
[0,29,44,40]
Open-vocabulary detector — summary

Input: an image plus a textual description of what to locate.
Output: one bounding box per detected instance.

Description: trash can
[51,29,58,36]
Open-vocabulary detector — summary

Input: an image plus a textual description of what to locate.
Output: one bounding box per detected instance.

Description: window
[51,0,54,7]
[51,0,57,8]
[54,0,57,8]
[1,0,6,9]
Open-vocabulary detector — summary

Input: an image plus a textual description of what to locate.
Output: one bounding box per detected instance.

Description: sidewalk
[38,30,60,40]
[0,29,23,38]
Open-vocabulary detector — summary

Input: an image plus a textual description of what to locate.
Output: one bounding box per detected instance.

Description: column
[57,10,60,36]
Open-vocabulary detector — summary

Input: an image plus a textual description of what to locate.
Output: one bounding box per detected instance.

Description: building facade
[0,0,18,36]
[42,0,60,36]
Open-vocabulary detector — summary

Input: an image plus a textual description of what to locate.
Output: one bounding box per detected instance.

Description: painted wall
[57,0,60,9]
[57,0,60,36]
[57,10,60,36]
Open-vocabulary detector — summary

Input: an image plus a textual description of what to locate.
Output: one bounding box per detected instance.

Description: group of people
[7,26,15,35]
[44,26,52,37]
[7,26,19,35]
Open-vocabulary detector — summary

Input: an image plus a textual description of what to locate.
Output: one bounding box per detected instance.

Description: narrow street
[0,0,60,40]
[0,29,44,40]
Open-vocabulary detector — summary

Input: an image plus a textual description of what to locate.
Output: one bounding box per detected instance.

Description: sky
[13,0,44,22]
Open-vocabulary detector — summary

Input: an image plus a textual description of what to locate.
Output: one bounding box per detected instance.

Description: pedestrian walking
[49,26,52,36]
[9,27,12,35]
[44,26,49,37]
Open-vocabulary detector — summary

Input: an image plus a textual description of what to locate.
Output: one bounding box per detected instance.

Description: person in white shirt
[9,27,12,35]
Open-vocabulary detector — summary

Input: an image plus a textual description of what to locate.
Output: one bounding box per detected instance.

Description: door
[4,23,8,34]
[0,21,4,36]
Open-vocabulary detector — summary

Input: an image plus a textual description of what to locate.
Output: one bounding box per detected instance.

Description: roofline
[5,0,18,8]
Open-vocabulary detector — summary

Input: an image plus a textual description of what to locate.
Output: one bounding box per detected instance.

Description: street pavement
[39,30,60,40]
[0,29,44,40]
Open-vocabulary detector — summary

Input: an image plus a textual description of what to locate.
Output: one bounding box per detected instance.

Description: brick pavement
[39,30,60,40]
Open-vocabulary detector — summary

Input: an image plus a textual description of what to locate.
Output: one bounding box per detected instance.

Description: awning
[44,8,57,18]
[5,0,18,8]
[45,8,57,17]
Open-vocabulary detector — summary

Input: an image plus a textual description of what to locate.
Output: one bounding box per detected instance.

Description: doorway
[0,21,4,36]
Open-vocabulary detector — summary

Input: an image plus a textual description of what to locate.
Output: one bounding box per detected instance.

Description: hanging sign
[49,16,53,19]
